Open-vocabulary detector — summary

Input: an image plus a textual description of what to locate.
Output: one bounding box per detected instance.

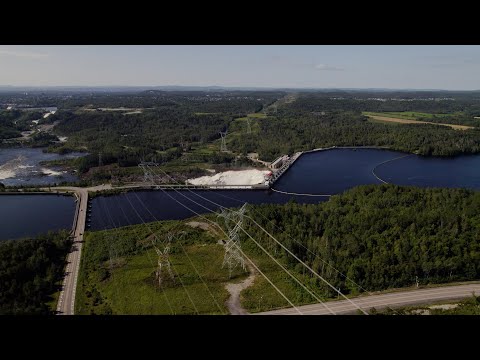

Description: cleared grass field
[365,111,454,120]
[75,212,328,315]
[93,245,234,314]
[247,113,268,118]
[75,220,250,315]
[363,112,474,130]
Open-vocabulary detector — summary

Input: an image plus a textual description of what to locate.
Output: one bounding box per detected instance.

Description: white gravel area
[187,169,270,186]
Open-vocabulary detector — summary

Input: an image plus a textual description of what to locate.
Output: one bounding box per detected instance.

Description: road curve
[55,187,88,315]
[256,283,480,315]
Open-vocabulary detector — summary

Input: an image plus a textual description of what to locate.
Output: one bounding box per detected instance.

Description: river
[2,148,480,239]
[0,147,84,186]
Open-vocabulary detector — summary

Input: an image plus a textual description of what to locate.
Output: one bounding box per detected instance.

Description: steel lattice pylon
[246,118,252,134]
[218,204,247,278]
[219,131,228,152]
[152,233,175,287]
[139,161,160,187]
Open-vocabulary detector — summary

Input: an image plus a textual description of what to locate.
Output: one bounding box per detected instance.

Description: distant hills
[0,85,479,93]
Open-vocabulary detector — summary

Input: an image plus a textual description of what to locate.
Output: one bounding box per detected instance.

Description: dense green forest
[53,90,282,113]
[52,109,231,154]
[0,110,43,140]
[280,93,480,116]
[229,110,480,160]
[0,231,72,315]
[3,90,480,183]
[74,184,480,314]
[243,185,480,296]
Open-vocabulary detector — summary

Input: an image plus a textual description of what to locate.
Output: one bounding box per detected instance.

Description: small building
[270,155,289,170]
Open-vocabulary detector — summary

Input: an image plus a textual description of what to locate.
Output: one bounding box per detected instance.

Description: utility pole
[98,152,103,167]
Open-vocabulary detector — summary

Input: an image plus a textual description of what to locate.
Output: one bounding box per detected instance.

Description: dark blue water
[274,149,402,193]
[376,153,480,189]
[0,147,85,186]
[0,194,75,241]
[89,190,323,231]
[4,148,480,235]
[89,148,480,230]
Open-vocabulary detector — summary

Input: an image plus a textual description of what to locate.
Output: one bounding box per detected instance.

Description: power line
[114,195,174,315]
[146,167,334,313]
[145,165,332,313]
[121,191,199,314]
[130,191,225,314]
[217,204,247,278]
[139,164,302,313]
[190,190,398,314]
[246,217,369,314]
[149,164,368,314]
[152,233,175,287]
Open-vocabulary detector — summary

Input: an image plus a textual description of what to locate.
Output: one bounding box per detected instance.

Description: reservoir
[0,194,76,241]
[2,148,480,238]
[89,148,480,230]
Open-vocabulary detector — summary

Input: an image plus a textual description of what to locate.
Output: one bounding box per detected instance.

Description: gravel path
[225,262,256,315]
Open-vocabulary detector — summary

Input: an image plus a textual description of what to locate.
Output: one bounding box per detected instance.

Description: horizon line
[1,85,480,92]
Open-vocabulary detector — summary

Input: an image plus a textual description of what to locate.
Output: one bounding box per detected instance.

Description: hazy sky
[1,45,480,90]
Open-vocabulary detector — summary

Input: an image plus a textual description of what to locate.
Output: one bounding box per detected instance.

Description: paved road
[257,283,480,315]
[55,188,88,315]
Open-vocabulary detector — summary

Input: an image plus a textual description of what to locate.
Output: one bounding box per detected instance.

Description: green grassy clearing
[75,220,248,314]
[247,113,268,118]
[363,111,455,120]
[366,117,402,126]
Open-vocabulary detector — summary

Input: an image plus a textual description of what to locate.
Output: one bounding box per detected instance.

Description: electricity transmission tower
[152,233,175,287]
[109,244,119,270]
[218,203,248,277]
[246,118,252,134]
[139,161,159,186]
[219,131,228,152]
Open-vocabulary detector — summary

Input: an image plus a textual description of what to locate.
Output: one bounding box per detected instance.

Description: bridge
[44,182,269,314]
[53,187,88,315]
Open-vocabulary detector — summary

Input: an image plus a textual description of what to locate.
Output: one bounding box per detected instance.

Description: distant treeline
[244,185,480,296]
[281,93,480,116]
[0,231,72,315]
[230,110,480,161]
[0,110,43,140]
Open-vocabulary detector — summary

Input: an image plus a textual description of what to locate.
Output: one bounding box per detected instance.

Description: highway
[257,282,480,315]
[55,187,88,315]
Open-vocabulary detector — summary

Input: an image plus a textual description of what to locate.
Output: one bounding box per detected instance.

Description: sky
[0,45,479,90]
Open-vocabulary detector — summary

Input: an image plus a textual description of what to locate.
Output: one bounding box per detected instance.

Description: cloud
[420,54,480,68]
[315,63,344,71]
[0,49,49,59]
